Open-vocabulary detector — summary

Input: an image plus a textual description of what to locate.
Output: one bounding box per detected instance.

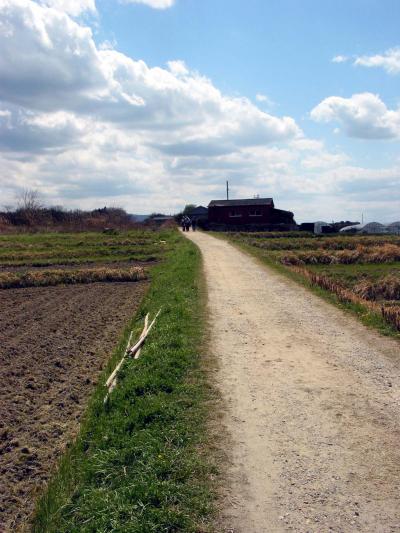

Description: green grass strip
[32,232,216,532]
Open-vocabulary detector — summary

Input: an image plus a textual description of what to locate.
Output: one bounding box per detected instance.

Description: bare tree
[17,189,43,211]
[16,189,44,226]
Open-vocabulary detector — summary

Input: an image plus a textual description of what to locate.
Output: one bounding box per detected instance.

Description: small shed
[207,197,296,230]
[208,198,274,224]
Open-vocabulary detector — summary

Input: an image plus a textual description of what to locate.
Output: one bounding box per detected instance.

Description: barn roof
[189,205,208,214]
[208,198,274,207]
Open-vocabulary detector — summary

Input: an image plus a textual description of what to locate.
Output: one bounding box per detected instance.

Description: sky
[0,0,399,222]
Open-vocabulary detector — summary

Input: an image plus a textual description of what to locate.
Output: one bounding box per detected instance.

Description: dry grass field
[226,232,400,333]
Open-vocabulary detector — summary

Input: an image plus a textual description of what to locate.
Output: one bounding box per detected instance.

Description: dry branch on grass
[105,331,135,391]
[133,312,149,360]
[0,266,147,289]
[130,309,161,359]
[104,310,161,402]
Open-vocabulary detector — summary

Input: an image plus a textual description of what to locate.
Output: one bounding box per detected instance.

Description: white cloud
[255,93,275,110]
[289,138,324,151]
[121,0,175,9]
[301,152,349,170]
[39,0,96,16]
[0,0,398,222]
[167,60,189,76]
[354,47,400,75]
[0,0,303,213]
[0,106,88,153]
[311,93,400,139]
[99,39,117,50]
[0,0,301,152]
[332,55,348,63]
[0,0,105,110]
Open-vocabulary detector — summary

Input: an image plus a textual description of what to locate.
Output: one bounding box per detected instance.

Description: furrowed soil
[0,281,147,532]
[186,231,400,533]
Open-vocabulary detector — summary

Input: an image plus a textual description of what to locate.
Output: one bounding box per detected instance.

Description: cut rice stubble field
[224,232,400,335]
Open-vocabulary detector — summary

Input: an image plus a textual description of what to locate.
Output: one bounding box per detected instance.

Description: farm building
[207,197,296,231]
[340,222,400,235]
[299,220,360,234]
[299,221,335,234]
[188,205,208,223]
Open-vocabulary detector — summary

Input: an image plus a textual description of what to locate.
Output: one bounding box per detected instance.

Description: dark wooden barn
[207,197,296,231]
[188,205,208,222]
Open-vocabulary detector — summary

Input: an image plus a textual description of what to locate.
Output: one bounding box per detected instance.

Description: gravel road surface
[186,231,400,533]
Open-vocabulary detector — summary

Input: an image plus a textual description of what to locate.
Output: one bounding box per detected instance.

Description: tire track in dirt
[186,231,400,533]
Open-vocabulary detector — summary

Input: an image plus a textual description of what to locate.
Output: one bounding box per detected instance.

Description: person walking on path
[181,215,191,231]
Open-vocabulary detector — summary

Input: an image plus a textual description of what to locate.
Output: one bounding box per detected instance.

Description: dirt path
[185,231,400,533]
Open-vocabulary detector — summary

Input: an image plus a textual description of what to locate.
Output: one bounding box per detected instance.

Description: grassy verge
[213,233,400,339]
[32,232,216,532]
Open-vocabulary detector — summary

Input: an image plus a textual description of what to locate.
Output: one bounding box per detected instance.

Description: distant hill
[130,214,150,222]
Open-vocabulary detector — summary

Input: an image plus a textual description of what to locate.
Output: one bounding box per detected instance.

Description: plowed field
[0,281,147,531]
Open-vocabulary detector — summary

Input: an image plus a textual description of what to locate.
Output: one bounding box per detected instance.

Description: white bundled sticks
[104,309,161,402]
[106,330,134,391]
[132,312,149,361]
[130,309,161,359]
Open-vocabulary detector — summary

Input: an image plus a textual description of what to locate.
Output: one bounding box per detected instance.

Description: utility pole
[226,180,229,200]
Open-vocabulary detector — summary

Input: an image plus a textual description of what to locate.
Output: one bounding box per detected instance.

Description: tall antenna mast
[226,180,229,200]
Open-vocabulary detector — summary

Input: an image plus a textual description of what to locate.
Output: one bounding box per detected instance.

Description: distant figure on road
[191,219,197,231]
[181,215,191,231]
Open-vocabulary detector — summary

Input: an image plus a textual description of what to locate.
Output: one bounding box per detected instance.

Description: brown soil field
[0,281,148,532]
